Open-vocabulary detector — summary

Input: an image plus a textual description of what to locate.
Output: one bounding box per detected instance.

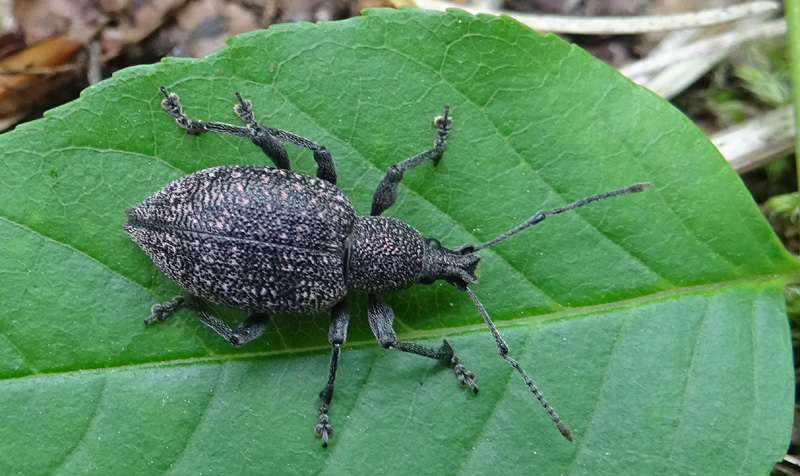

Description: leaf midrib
[1,271,794,383]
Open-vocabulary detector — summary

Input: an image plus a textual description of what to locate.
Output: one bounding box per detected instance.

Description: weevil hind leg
[159,86,291,170]
[232,91,338,185]
[367,294,478,393]
[145,295,187,324]
[159,87,337,184]
[145,294,268,347]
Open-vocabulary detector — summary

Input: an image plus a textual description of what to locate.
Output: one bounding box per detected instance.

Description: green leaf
[1,7,796,475]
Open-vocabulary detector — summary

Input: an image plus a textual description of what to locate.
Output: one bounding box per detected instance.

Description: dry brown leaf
[0,37,83,118]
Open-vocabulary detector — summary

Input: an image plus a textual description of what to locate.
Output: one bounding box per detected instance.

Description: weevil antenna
[465,286,573,442]
[471,182,649,252]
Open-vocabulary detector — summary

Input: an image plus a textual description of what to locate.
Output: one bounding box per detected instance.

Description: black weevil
[125,87,648,446]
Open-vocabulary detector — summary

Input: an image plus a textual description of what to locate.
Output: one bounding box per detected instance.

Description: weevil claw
[452,355,479,394]
[315,407,333,447]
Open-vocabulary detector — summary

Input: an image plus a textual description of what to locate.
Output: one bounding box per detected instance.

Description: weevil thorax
[346,216,479,293]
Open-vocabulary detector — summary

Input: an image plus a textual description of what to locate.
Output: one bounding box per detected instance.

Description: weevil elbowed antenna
[471,182,650,253]
[460,182,650,442]
[466,286,574,441]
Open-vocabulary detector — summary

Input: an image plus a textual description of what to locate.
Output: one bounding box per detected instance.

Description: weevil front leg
[370,106,452,216]
[316,299,350,447]
[145,294,268,347]
[367,294,478,392]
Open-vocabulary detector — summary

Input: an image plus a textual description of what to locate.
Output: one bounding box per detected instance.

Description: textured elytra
[125,165,355,312]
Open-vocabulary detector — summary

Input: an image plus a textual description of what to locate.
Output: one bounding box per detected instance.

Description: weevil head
[418,239,480,290]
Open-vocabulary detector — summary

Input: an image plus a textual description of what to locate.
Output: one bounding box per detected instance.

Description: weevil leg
[160,87,291,170]
[316,299,350,447]
[231,91,337,185]
[367,294,478,393]
[159,87,337,184]
[145,295,187,324]
[370,106,452,216]
[145,294,268,347]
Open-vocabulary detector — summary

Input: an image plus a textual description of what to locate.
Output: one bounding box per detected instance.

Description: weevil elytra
[125,87,648,446]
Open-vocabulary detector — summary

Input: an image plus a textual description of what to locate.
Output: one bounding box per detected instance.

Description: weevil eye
[427,238,442,250]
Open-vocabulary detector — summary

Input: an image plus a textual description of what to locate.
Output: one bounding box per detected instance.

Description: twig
[87,40,102,85]
[414,0,781,34]
[711,106,795,173]
[622,18,786,79]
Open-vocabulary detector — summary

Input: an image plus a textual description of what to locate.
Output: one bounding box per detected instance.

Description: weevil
[125,87,648,446]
